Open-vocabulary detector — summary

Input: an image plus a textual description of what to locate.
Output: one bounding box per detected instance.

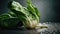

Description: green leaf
[27,0,40,22]
[0,11,20,28]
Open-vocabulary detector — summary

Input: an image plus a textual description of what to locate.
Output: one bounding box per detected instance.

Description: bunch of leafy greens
[0,0,40,28]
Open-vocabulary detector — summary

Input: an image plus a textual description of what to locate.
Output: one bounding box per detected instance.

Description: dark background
[0,0,60,34]
[0,0,60,22]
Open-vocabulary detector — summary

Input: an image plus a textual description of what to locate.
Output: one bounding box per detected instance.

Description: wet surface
[1,22,60,34]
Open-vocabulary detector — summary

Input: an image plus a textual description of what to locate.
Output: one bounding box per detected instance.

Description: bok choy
[8,0,40,28]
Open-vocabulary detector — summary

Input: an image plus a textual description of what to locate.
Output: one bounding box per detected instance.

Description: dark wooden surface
[0,22,60,34]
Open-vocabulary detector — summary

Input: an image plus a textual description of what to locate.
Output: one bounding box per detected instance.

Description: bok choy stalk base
[8,0,40,29]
